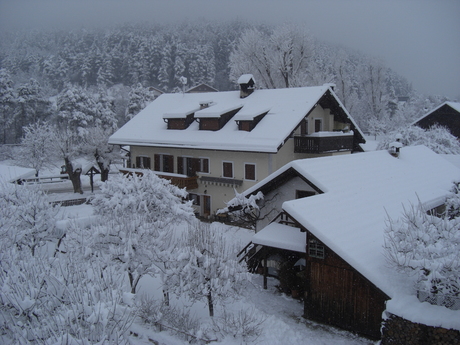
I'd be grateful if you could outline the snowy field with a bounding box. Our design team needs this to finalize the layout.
[59,203,374,345]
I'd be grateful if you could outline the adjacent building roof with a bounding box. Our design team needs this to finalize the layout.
[0,164,36,183]
[245,146,460,298]
[109,85,365,153]
[412,101,460,139]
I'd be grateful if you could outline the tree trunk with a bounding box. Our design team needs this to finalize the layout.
[95,150,110,182]
[65,157,83,194]
[207,291,214,317]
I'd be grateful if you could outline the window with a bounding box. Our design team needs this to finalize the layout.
[154,154,173,173]
[245,163,256,181]
[296,190,315,199]
[314,119,322,132]
[188,193,200,205]
[177,157,209,176]
[222,161,233,178]
[136,156,151,169]
[308,239,325,259]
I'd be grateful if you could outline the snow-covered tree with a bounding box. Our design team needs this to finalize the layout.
[16,122,54,177]
[92,170,194,223]
[0,68,16,144]
[126,83,157,120]
[90,171,195,293]
[376,125,460,154]
[13,78,50,141]
[169,222,249,317]
[0,240,134,343]
[384,193,460,301]
[218,190,264,229]
[0,183,60,256]
[229,25,314,89]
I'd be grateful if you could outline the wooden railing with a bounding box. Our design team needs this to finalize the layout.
[119,169,199,190]
[294,133,354,154]
[160,175,199,190]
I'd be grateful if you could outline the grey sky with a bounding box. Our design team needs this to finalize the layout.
[1,0,459,99]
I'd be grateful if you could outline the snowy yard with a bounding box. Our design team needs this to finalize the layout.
[58,204,374,345]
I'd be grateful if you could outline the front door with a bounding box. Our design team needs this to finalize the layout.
[202,195,211,217]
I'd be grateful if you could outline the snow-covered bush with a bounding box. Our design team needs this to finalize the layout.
[92,170,195,226]
[0,183,60,256]
[218,190,264,228]
[0,243,135,344]
[167,223,250,317]
[384,199,460,299]
[211,308,265,341]
[377,125,460,154]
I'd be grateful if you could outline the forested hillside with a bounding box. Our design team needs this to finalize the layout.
[0,20,451,144]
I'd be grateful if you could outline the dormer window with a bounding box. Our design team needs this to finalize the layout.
[163,105,200,130]
[234,107,270,132]
[195,103,243,131]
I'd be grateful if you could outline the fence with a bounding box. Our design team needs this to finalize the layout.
[417,289,460,310]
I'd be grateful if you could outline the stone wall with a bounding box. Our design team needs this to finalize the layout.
[381,313,460,345]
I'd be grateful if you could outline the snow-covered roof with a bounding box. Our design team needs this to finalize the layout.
[252,222,306,253]
[0,164,36,183]
[412,101,460,125]
[246,146,460,298]
[109,85,364,153]
[237,74,255,84]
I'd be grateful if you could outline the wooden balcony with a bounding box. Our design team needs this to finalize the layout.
[119,169,199,190]
[160,174,199,190]
[294,133,354,154]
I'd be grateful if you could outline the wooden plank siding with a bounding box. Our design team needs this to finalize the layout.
[304,232,388,339]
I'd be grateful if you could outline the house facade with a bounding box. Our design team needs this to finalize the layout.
[109,75,365,217]
[413,101,460,139]
[237,146,460,339]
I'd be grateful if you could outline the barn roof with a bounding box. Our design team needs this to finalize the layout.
[109,85,365,153]
[245,146,460,298]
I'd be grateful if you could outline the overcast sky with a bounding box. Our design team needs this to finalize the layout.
[1,0,459,99]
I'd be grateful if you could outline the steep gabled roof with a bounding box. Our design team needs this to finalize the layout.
[109,85,365,153]
[245,146,460,297]
[412,101,460,125]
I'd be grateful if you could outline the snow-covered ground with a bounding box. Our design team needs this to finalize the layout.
[59,203,374,345]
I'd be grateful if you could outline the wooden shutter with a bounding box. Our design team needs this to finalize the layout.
[223,162,233,178]
[245,164,255,180]
[177,157,184,175]
[154,154,160,171]
[202,158,209,173]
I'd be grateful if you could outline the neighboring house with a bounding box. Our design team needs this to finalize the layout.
[237,145,460,339]
[108,75,365,217]
[186,83,219,93]
[413,101,460,139]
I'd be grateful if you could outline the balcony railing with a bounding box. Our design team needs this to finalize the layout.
[119,169,199,190]
[294,132,354,154]
[161,175,199,190]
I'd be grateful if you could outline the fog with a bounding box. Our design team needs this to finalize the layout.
[1,0,459,99]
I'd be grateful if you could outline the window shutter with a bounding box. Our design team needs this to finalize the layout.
[223,162,233,178]
[154,154,160,171]
[177,157,184,175]
[245,164,255,180]
[202,158,209,173]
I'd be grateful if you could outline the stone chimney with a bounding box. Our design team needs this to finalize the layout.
[238,74,255,98]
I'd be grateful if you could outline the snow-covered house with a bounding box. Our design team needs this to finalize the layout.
[109,75,365,217]
[413,101,460,140]
[237,145,460,339]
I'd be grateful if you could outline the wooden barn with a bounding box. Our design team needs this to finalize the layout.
[413,101,460,139]
[237,146,460,339]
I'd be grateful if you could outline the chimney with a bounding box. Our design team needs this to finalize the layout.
[238,74,255,98]
[389,133,403,158]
